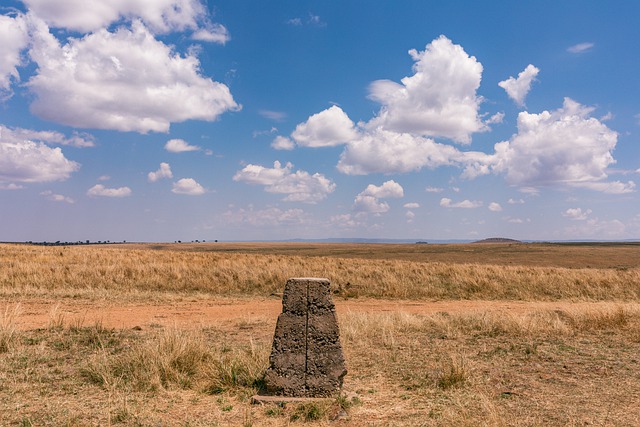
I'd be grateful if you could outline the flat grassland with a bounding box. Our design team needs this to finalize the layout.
[1,242,639,426]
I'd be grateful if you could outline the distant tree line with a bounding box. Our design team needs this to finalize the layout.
[24,240,127,246]
[19,239,219,246]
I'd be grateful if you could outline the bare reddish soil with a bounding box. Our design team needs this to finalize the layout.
[10,297,625,330]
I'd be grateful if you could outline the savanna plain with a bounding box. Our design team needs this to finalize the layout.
[1,242,639,426]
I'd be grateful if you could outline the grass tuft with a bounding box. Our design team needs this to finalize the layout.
[436,355,469,390]
[290,402,327,422]
[203,342,268,394]
[83,327,269,395]
[0,304,20,353]
[47,304,65,331]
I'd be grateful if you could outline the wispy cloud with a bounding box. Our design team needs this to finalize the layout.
[567,42,594,53]
[192,24,230,45]
[440,198,482,209]
[486,112,505,125]
[41,190,74,204]
[0,183,24,190]
[233,161,335,203]
[87,184,132,198]
[165,139,201,153]
[287,13,326,27]
[259,110,287,122]
[1,125,95,148]
[223,206,310,227]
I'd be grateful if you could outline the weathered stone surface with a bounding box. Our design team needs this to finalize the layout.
[281,279,309,315]
[262,278,347,397]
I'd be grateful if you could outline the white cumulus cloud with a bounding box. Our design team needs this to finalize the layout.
[337,128,462,175]
[0,127,80,183]
[353,180,404,213]
[359,180,404,199]
[172,178,206,195]
[466,98,634,194]
[233,161,336,203]
[271,135,295,151]
[22,0,211,34]
[27,18,239,133]
[292,36,488,176]
[366,35,485,144]
[291,106,359,147]
[352,195,390,214]
[562,208,592,220]
[148,162,173,182]
[87,184,131,197]
[404,202,420,209]
[0,13,29,99]
[165,139,201,153]
[498,64,539,107]
[488,202,503,212]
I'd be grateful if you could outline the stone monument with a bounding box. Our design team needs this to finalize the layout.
[261,277,347,398]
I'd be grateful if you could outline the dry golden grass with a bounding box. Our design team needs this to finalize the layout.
[1,304,639,426]
[0,303,20,353]
[2,242,640,426]
[1,243,639,301]
[132,241,640,269]
[81,325,268,395]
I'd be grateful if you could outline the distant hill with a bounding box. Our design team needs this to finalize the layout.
[473,237,522,244]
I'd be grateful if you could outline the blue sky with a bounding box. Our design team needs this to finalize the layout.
[1,0,639,242]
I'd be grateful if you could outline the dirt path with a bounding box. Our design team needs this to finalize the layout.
[6,297,635,330]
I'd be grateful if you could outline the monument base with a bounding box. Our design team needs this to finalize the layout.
[251,395,333,405]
